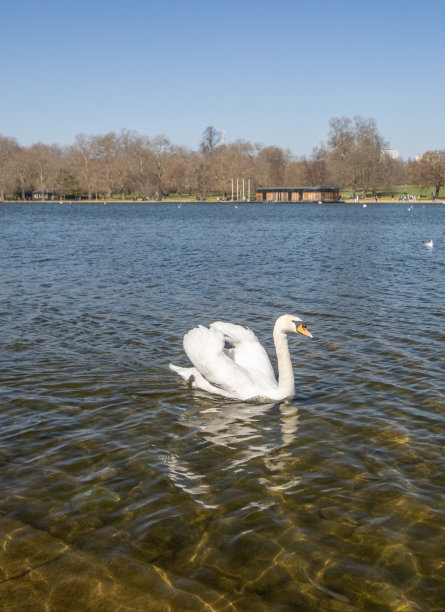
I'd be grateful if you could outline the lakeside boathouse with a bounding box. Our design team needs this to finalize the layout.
[256,186,341,203]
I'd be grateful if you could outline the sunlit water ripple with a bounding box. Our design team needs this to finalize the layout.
[0,201,444,610]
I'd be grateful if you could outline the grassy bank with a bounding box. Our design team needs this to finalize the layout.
[340,185,445,202]
[5,185,445,204]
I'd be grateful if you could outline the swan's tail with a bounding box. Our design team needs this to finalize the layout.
[170,363,232,397]
[169,363,193,380]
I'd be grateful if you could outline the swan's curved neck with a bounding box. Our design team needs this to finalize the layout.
[273,328,295,398]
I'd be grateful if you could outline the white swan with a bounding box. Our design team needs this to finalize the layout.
[169,314,313,401]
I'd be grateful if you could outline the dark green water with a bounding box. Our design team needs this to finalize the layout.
[0,202,444,610]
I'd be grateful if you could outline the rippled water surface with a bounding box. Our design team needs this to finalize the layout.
[1,201,444,610]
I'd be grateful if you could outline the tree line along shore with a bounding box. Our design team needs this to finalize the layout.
[7,191,444,204]
[1,118,444,202]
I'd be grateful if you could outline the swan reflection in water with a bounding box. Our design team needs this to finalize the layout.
[160,397,301,508]
[181,396,300,450]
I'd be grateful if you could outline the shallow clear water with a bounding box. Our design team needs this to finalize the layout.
[0,201,444,610]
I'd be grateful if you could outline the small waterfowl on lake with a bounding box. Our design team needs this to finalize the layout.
[423,239,434,248]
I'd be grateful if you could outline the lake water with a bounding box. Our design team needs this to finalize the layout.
[0,201,444,610]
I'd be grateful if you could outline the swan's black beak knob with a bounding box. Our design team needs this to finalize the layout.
[297,322,313,338]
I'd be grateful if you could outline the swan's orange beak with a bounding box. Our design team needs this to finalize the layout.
[297,323,313,338]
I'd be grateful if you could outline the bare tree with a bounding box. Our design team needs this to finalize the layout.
[327,116,387,196]
[410,150,445,198]
[68,134,97,199]
[28,143,63,197]
[197,127,223,196]
[52,153,75,200]
[90,132,120,198]
[149,135,173,198]
[355,117,387,196]
[284,158,307,185]
[199,126,222,155]
[256,146,288,185]
[112,129,137,199]
[380,154,405,198]
[218,140,258,196]
[303,147,331,185]
[13,147,37,199]
[125,134,155,196]
[167,145,191,195]
[0,136,21,199]
[327,117,359,193]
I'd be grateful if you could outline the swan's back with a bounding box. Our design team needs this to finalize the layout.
[210,321,276,383]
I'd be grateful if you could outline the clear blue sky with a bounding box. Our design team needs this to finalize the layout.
[2,0,444,159]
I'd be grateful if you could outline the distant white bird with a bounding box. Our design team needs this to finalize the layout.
[423,239,434,248]
[170,314,313,401]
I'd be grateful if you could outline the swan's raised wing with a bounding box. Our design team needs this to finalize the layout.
[210,321,276,385]
[183,325,259,399]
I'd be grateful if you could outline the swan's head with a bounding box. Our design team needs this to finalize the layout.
[275,314,313,338]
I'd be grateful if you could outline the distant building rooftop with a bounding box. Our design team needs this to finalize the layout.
[382,149,399,160]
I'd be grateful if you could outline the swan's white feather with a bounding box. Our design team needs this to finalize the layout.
[182,325,262,400]
[169,363,232,397]
[210,321,276,384]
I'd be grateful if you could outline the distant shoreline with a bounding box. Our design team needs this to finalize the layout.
[3,199,444,205]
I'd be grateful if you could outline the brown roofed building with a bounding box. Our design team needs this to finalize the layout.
[256,186,340,203]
